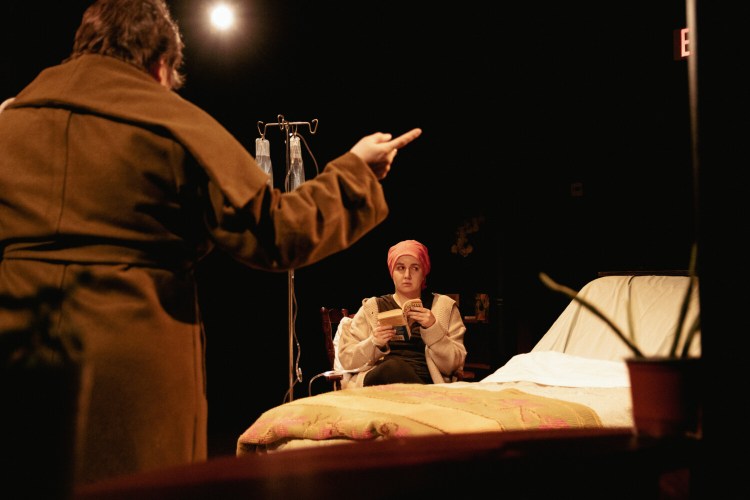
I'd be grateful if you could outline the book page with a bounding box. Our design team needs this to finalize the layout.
[377,308,406,327]
[377,298,422,339]
[401,299,422,316]
[401,299,422,337]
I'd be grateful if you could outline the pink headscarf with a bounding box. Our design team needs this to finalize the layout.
[387,239,431,289]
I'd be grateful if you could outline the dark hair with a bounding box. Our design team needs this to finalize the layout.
[67,0,185,89]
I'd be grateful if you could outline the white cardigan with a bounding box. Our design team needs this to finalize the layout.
[337,293,467,388]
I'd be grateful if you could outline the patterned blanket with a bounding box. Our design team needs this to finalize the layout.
[237,384,603,455]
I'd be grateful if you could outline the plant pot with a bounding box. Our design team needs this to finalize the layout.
[626,356,702,438]
[1,361,92,499]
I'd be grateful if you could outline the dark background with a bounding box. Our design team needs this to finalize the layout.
[1,0,696,456]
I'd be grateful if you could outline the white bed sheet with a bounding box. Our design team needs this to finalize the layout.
[440,274,703,431]
[479,351,630,388]
[440,351,634,428]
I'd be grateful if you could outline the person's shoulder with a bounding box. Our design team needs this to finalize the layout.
[361,296,379,308]
[431,293,457,307]
[359,296,383,316]
[348,298,378,329]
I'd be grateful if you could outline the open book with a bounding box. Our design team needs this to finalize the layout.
[377,298,422,339]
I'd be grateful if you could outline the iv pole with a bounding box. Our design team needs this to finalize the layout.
[257,115,319,402]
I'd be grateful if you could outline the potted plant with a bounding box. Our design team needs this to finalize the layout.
[539,245,701,438]
[1,276,90,498]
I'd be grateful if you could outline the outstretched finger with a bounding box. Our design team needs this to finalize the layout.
[386,128,422,150]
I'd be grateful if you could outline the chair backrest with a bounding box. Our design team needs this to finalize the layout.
[320,307,351,371]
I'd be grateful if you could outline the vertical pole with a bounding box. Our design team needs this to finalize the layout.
[288,269,294,401]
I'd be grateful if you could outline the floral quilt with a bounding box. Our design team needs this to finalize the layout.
[237,384,602,455]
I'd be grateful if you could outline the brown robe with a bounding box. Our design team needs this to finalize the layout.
[0,55,388,484]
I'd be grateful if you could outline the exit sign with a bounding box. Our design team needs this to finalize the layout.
[674,27,689,60]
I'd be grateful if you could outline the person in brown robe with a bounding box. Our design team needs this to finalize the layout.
[0,0,421,485]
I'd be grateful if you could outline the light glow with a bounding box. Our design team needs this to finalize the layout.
[210,3,235,31]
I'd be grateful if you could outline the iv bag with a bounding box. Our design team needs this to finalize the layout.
[288,135,305,191]
[255,137,274,187]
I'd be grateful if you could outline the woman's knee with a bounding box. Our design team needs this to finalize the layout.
[364,358,422,386]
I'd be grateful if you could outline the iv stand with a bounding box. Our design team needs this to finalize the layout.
[257,115,319,402]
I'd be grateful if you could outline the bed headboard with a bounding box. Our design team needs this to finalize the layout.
[532,274,700,361]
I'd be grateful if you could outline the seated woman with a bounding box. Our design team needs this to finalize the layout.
[338,239,467,386]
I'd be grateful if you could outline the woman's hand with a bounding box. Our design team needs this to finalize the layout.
[372,324,396,347]
[407,306,436,328]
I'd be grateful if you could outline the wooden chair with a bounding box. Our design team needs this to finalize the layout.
[319,306,354,391]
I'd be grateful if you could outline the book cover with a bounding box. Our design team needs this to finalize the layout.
[377,299,422,338]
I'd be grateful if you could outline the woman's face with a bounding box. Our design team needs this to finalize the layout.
[392,255,424,298]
